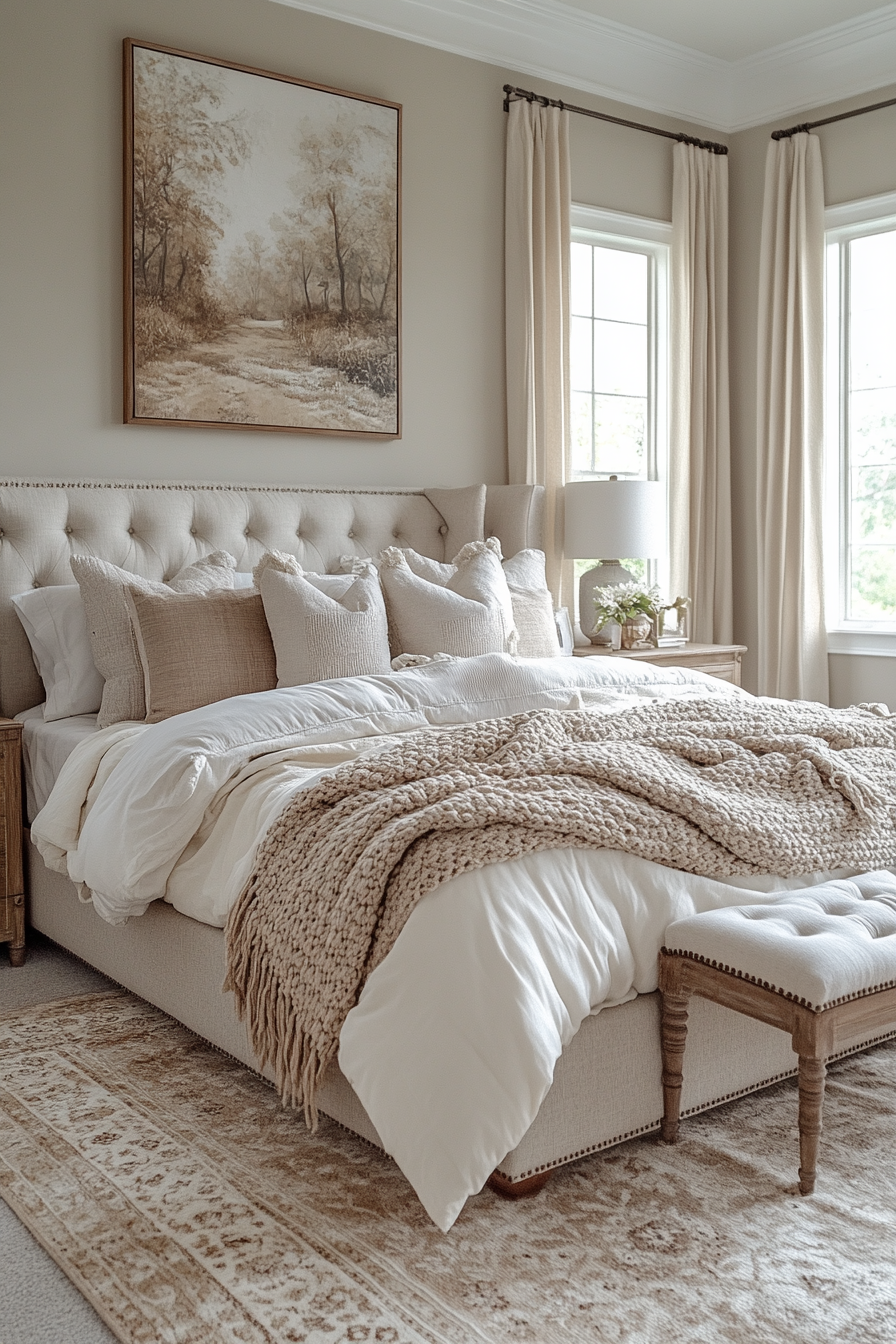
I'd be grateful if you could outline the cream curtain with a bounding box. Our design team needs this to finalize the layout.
[756,133,829,703]
[669,143,733,645]
[505,99,570,600]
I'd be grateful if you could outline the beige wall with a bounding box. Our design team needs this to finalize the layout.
[728,87,896,707]
[0,0,707,493]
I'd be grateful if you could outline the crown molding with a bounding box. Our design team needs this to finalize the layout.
[269,0,730,128]
[729,5,896,131]
[270,0,896,133]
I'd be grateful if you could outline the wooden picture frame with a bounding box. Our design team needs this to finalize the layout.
[123,39,401,438]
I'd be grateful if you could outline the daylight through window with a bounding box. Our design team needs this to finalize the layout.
[569,206,670,584]
[825,196,896,642]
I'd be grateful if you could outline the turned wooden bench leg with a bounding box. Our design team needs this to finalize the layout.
[487,1169,552,1199]
[797,1055,826,1196]
[660,991,690,1143]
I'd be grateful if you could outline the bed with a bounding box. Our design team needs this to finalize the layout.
[3,477,892,1232]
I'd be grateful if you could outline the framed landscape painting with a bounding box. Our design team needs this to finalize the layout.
[123,39,401,437]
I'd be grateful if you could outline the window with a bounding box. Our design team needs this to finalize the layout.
[825,192,896,655]
[569,205,670,584]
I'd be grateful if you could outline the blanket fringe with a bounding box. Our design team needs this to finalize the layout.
[225,878,330,1128]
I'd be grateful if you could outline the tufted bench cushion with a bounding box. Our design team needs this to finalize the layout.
[663,873,896,1012]
[658,873,896,1195]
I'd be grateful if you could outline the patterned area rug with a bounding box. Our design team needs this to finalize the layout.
[0,991,893,1344]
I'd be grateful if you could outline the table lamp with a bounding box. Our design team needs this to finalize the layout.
[564,478,665,644]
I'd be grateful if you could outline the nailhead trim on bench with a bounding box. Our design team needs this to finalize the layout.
[661,946,896,1013]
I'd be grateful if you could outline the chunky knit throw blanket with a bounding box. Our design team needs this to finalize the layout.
[224,697,896,1122]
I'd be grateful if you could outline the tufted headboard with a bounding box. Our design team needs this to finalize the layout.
[0,479,544,718]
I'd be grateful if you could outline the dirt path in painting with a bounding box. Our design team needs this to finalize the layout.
[135,319,396,432]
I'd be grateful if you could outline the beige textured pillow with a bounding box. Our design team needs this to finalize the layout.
[124,587,277,723]
[258,566,391,687]
[71,552,237,727]
[379,539,514,657]
[502,550,561,658]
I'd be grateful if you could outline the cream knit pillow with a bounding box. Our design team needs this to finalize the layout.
[502,549,561,658]
[257,564,391,687]
[379,538,515,657]
[71,552,238,727]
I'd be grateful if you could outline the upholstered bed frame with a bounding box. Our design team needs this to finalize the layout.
[1,478,888,1194]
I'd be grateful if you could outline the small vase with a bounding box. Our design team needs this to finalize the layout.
[620,614,651,650]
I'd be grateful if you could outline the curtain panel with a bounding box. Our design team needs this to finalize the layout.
[670,144,733,645]
[756,133,829,704]
[505,100,570,600]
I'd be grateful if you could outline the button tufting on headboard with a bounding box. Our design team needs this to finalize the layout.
[0,479,544,717]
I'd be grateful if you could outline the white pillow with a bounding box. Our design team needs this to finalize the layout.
[11,585,104,721]
[379,538,516,657]
[254,549,361,601]
[502,549,562,658]
[256,559,391,687]
[376,543,558,659]
[398,551,456,585]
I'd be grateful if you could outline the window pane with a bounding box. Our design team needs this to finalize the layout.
[850,323,896,391]
[570,393,593,475]
[850,233,896,391]
[594,320,647,396]
[593,394,645,477]
[594,248,647,323]
[571,243,593,317]
[851,465,896,543]
[849,546,896,620]
[849,387,896,466]
[570,316,593,392]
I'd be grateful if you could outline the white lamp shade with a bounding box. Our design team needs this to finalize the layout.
[564,479,665,559]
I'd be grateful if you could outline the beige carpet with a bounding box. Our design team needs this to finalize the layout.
[0,991,893,1344]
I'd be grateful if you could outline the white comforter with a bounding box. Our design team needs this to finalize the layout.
[32,654,843,1230]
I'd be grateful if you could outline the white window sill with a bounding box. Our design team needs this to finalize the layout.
[827,631,896,658]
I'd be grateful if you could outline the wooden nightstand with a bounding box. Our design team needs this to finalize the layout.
[572,642,747,687]
[0,718,25,966]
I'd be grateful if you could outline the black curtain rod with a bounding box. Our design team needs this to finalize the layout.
[503,84,728,155]
[772,92,896,140]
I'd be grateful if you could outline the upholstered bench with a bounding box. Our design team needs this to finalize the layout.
[657,873,896,1194]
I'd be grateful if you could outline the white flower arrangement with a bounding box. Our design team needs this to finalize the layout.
[592,581,663,631]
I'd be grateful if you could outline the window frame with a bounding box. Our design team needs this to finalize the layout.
[569,205,671,589]
[824,190,896,657]
[569,205,671,488]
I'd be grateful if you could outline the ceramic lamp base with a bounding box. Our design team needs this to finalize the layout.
[579,561,636,644]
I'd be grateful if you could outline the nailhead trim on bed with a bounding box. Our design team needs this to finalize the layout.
[492,1026,896,1183]
[0,477,425,495]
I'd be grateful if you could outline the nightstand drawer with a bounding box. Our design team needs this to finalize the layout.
[687,659,739,684]
[573,643,746,688]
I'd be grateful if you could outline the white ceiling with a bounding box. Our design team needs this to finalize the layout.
[559,1,891,62]
[270,0,896,130]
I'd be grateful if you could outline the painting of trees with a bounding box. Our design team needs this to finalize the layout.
[132,50,249,359]
[124,40,401,436]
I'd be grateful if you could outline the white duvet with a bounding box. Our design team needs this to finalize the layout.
[32,654,846,1230]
